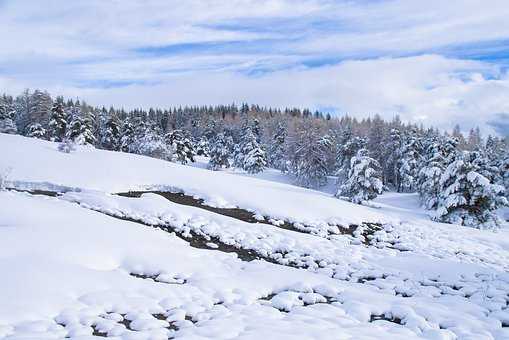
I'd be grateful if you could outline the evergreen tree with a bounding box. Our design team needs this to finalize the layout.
[397,129,422,192]
[119,118,135,152]
[336,136,366,183]
[434,151,507,229]
[195,137,210,156]
[208,133,231,170]
[26,123,46,139]
[48,101,67,142]
[0,96,17,134]
[130,126,172,160]
[243,136,266,174]
[336,148,383,204]
[29,90,52,130]
[417,137,458,210]
[101,114,121,151]
[291,126,331,188]
[66,114,95,145]
[166,129,196,164]
[267,122,287,172]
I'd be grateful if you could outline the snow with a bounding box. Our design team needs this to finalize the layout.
[0,133,391,228]
[1,133,509,339]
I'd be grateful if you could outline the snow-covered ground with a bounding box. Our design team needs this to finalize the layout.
[1,133,509,339]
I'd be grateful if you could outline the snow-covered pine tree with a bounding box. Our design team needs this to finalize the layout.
[26,123,46,139]
[243,141,266,174]
[28,90,52,132]
[335,136,367,183]
[434,151,508,229]
[66,113,95,145]
[417,137,458,210]
[66,115,83,143]
[208,133,231,170]
[0,96,17,134]
[291,125,331,188]
[336,148,383,204]
[397,128,422,192]
[252,118,261,143]
[165,129,196,164]
[119,118,135,153]
[101,114,121,151]
[233,122,252,168]
[195,137,210,156]
[267,121,287,172]
[238,128,266,173]
[131,125,172,160]
[384,128,402,189]
[48,101,67,142]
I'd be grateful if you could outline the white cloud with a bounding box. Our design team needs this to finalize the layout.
[1,1,509,135]
[13,54,502,135]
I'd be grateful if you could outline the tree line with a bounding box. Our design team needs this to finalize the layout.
[0,89,507,229]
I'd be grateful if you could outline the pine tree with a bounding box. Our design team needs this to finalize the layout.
[336,148,383,204]
[48,101,67,142]
[417,137,458,210]
[26,123,46,139]
[397,129,422,192]
[195,137,210,156]
[30,90,52,130]
[0,96,17,134]
[131,125,172,160]
[336,136,366,183]
[119,118,135,152]
[434,151,507,229]
[101,114,121,151]
[267,122,287,172]
[166,129,196,164]
[208,133,231,170]
[66,114,95,145]
[291,125,331,188]
[243,141,266,174]
[385,128,402,189]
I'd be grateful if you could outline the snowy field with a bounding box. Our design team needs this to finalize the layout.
[1,133,509,340]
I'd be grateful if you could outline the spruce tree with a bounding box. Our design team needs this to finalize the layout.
[434,151,507,229]
[267,122,287,172]
[166,129,196,164]
[336,136,366,183]
[291,126,331,188]
[336,148,383,204]
[195,137,210,156]
[417,137,457,210]
[119,118,135,152]
[243,137,266,174]
[26,123,46,139]
[397,129,422,192]
[208,133,231,170]
[101,114,121,151]
[48,101,67,142]
[0,97,17,134]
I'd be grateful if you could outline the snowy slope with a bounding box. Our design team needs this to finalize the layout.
[1,133,509,339]
[0,133,392,227]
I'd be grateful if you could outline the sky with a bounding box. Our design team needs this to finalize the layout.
[1,0,509,135]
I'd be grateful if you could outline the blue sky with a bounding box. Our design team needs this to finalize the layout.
[1,0,509,135]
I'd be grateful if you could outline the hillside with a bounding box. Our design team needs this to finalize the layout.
[1,133,509,339]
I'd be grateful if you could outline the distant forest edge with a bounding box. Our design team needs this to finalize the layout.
[0,89,508,229]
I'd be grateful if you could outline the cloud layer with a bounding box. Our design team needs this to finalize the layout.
[1,0,509,135]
